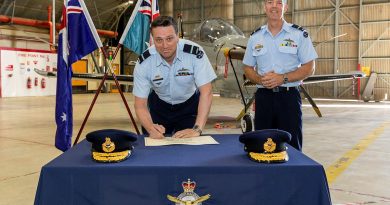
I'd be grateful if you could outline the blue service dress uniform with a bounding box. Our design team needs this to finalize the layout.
[133,39,217,134]
[243,20,318,151]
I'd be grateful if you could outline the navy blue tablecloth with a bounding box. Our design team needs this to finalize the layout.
[34,134,331,205]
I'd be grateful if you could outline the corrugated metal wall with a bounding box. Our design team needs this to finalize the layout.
[0,25,51,50]
[234,0,292,34]
[161,0,390,100]
[160,0,234,37]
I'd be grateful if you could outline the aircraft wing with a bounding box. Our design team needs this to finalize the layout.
[186,18,367,122]
[225,48,366,86]
[243,71,365,87]
[302,72,365,84]
[34,68,133,85]
[225,47,365,85]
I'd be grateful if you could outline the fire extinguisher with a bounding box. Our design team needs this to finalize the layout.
[27,77,32,89]
[41,78,46,89]
[34,77,38,86]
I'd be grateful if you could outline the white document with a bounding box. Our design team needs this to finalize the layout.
[144,135,219,146]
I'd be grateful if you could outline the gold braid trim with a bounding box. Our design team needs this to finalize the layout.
[248,151,287,162]
[92,150,130,162]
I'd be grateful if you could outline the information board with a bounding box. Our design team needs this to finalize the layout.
[0,48,57,97]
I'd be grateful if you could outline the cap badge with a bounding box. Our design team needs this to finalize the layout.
[102,137,115,153]
[264,138,276,153]
[167,178,211,205]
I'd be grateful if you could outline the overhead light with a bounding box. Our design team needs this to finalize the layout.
[128,1,134,5]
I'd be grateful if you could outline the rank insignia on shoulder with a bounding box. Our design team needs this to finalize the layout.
[183,44,204,59]
[138,50,151,64]
[196,50,204,59]
[250,26,263,36]
[292,24,309,38]
[167,178,211,205]
[303,31,308,38]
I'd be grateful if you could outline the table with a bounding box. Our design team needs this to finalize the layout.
[34,134,331,205]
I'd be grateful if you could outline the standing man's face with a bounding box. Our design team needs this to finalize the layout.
[264,0,288,21]
[151,25,179,63]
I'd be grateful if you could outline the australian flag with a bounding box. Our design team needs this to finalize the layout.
[55,0,102,151]
[119,0,160,55]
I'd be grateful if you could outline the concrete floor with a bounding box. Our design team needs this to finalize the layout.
[1,93,390,205]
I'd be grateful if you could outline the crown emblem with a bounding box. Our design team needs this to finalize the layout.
[182,179,196,193]
[263,138,276,153]
[167,178,211,205]
[102,137,115,153]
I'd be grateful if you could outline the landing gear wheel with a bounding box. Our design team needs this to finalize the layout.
[241,113,254,133]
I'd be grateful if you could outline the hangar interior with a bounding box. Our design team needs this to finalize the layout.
[159,0,390,101]
[1,0,390,100]
[0,0,390,205]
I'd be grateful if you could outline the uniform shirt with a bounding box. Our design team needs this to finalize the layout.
[133,39,217,105]
[243,20,318,87]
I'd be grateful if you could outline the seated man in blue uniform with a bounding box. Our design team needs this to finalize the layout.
[242,0,318,151]
[133,16,217,139]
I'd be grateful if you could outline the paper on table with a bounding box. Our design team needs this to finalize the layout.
[144,135,219,146]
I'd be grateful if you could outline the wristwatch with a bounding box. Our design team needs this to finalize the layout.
[192,125,202,135]
[283,74,289,84]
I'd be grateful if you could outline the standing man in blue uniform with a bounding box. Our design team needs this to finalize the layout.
[242,0,318,151]
[133,16,217,139]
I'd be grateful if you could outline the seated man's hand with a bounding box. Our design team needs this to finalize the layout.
[172,128,200,138]
[148,124,165,139]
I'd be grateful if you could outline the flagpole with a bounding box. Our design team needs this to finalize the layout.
[101,48,140,134]
[72,0,141,146]
[73,0,161,145]
[73,47,140,145]
[110,0,141,61]
[112,44,122,61]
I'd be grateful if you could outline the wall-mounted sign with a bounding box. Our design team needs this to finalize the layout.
[0,48,57,97]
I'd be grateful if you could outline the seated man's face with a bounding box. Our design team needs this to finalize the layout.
[152,26,179,63]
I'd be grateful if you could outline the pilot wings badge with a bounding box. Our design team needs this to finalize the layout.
[167,179,211,205]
